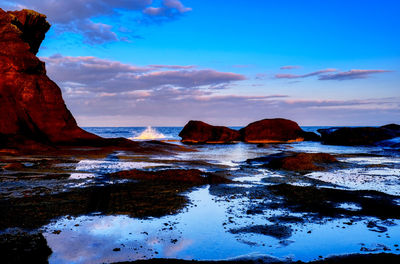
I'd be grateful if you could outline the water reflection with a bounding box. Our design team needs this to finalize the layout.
[40,139,400,263]
[44,187,400,264]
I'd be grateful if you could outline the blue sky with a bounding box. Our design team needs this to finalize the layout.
[2,0,399,126]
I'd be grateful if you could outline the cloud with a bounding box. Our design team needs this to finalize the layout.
[4,0,151,23]
[275,69,337,79]
[42,54,245,93]
[4,0,191,44]
[143,0,192,23]
[275,68,392,81]
[40,54,399,126]
[280,65,301,70]
[61,20,120,44]
[318,69,392,81]
[136,70,245,88]
[73,92,400,127]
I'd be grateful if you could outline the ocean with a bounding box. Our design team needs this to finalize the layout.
[83,126,327,141]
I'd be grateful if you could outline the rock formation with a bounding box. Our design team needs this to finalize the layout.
[240,118,319,143]
[265,152,338,172]
[179,118,320,143]
[0,9,100,149]
[318,124,400,146]
[179,120,241,143]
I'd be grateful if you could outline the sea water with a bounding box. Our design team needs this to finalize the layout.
[83,126,184,140]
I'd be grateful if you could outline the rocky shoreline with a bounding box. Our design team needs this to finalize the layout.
[1,8,400,264]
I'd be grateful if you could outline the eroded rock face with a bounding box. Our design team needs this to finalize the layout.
[318,125,400,146]
[240,118,319,143]
[0,9,99,147]
[179,120,241,143]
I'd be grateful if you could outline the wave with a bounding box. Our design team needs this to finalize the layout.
[130,126,166,140]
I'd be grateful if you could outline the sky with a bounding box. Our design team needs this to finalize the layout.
[1,0,399,126]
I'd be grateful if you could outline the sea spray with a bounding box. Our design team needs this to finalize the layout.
[131,126,166,140]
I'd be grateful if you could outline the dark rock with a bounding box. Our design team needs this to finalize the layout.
[299,130,321,141]
[0,231,52,264]
[179,120,241,143]
[229,224,292,239]
[110,169,232,185]
[268,183,400,218]
[0,181,192,229]
[318,126,398,146]
[240,118,318,143]
[367,221,388,233]
[381,123,400,135]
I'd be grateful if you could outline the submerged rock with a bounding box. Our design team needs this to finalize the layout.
[179,120,241,143]
[229,224,292,239]
[318,125,400,146]
[247,152,338,173]
[110,168,232,185]
[268,183,400,218]
[265,152,338,172]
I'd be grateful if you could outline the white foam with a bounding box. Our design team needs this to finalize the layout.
[130,126,165,140]
[306,167,400,195]
[75,160,167,174]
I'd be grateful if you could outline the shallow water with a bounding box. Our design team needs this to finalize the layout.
[3,126,400,263]
[44,186,400,263]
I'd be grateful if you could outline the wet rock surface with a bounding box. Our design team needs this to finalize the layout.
[0,230,52,264]
[248,152,339,173]
[268,184,400,218]
[110,168,232,185]
[1,142,400,263]
[0,181,192,230]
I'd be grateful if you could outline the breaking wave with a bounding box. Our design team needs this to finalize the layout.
[131,126,166,140]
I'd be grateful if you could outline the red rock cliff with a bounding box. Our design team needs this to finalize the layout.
[0,9,99,145]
